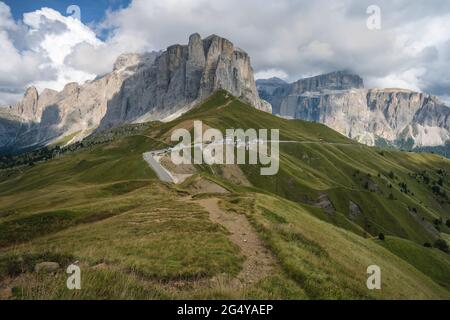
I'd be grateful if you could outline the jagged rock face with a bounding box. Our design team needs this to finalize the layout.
[0,34,269,152]
[256,77,291,115]
[257,72,450,148]
[13,87,39,121]
[290,71,364,94]
[100,33,270,128]
[257,71,363,115]
[2,53,144,150]
[0,110,23,148]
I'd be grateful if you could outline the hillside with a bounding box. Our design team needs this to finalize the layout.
[0,91,449,300]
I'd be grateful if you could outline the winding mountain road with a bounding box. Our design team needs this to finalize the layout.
[143,139,355,184]
[143,152,175,183]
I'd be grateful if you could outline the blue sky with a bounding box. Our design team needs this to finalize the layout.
[3,0,131,25]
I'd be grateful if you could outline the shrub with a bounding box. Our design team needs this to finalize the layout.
[432,185,441,194]
[399,182,408,193]
[378,233,385,241]
[434,239,449,253]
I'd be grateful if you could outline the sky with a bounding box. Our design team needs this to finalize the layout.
[2,0,131,27]
[0,0,450,106]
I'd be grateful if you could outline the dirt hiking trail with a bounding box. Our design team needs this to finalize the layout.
[195,198,275,287]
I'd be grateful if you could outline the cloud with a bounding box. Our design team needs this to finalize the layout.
[86,0,450,98]
[0,1,15,29]
[22,7,102,92]
[0,3,102,105]
[365,68,426,92]
[1,0,450,105]
[0,2,48,104]
[255,69,289,80]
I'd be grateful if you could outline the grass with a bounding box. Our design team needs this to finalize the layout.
[0,90,449,299]
[378,236,450,289]
[171,91,450,245]
[1,184,243,279]
[246,194,449,299]
[50,130,82,147]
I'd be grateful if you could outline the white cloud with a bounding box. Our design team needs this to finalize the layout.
[90,0,450,99]
[0,3,46,105]
[366,68,426,91]
[255,69,289,80]
[0,2,15,30]
[21,7,102,92]
[23,8,101,64]
[64,42,115,75]
[0,4,103,105]
[0,30,45,86]
[1,0,450,105]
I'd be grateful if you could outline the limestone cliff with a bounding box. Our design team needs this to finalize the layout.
[257,71,450,148]
[99,33,270,129]
[0,34,269,152]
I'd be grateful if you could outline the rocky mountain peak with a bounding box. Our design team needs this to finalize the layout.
[0,33,270,152]
[62,82,79,94]
[261,77,288,85]
[202,34,234,55]
[291,70,364,94]
[100,33,270,128]
[13,86,39,121]
[258,71,449,149]
[25,86,38,97]
[189,32,202,45]
[113,53,142,71]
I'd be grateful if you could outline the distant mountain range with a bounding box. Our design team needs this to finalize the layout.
[1,33,449,156]
[1,90,449,299]
[0,34,270,154]
[257,71,450,151]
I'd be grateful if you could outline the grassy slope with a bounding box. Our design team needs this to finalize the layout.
[248,194,448,299]
[172,92,450,244]
[378,236,450,290]
[0,91,448,299]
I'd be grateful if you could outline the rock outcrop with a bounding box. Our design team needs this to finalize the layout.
[100,33,270,128]
[0,34,269,153]
[290,70,364,93]
[257,71,450,148]
[34,262,60,274]
[256,77,291,115]
[1,52,148,152]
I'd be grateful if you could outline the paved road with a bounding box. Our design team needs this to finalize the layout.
[143,139,355,184]
[142,152,175,183]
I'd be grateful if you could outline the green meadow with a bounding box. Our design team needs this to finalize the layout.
[0,91,449,299]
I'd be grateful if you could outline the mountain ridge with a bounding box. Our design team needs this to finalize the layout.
[2,35,450,156]
[257,71,450,149]
[0,34,270,154]
[0,90,449,299]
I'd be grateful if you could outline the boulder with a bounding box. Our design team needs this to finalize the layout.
[34,262,60,274]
